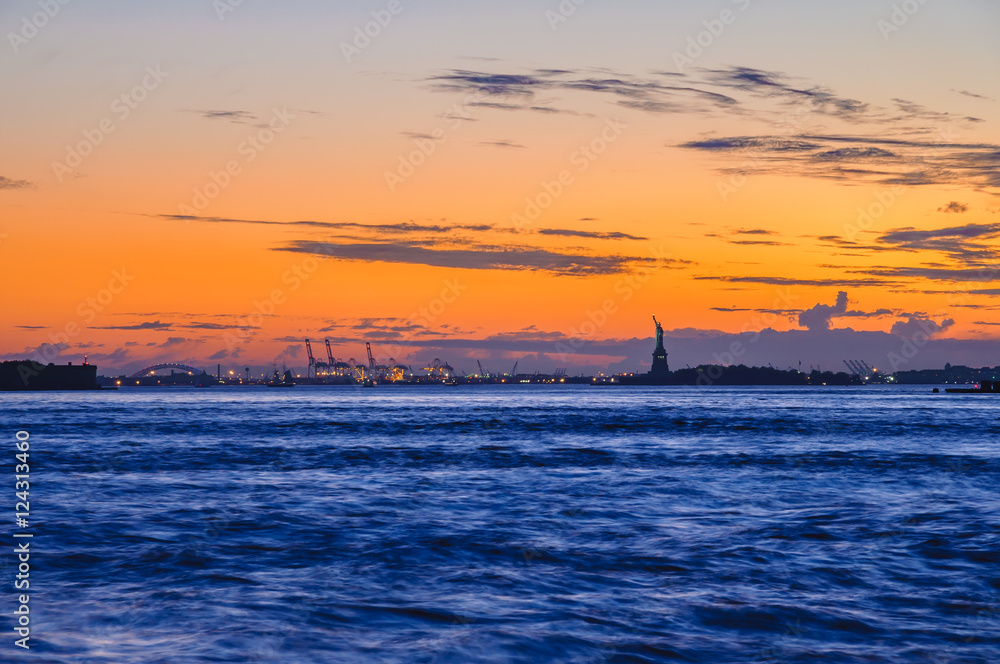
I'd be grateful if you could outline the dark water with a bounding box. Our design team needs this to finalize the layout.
[2,385,999,663]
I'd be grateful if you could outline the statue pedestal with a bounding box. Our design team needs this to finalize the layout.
[650,351,669,378]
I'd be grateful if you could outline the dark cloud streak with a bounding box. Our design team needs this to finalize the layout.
[90,321,173,331]
[0,176,33,190]
[274,240,662,276]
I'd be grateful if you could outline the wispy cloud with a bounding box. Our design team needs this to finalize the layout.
[700,214,1000,290]
[537,228,648,241]
[0,176,33,190]
[953,89,996,102]
[153,214,657,274]
[702,67,870,121]
[428,68,738,116]
[680,133,1000,193]
[158,212,644,238]
[728,239,788,247]
[179,322,239,330]
[273,240,670,276]
[428,65,982,129]
[711,306,802,318]
[708,227,788,246]
[156,214,494,235]
[185,109,257,124]
[479,139,526,149]
[875,223,1000,263]
[863,266,1000,283]
[695,275,899,288]
[91,320,173,331]
[938,201,969,214]
[839,309,896,319]
[464,101,579,115]
[425,66,994,194]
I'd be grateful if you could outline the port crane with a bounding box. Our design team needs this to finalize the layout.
[325,340,335,370]
[366,343,377,372]
[348,358,365,381]
[430,359,453,378]
[305,339,317,378]
[844,360,874,377]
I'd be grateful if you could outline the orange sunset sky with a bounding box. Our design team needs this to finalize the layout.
[2,0,999,375]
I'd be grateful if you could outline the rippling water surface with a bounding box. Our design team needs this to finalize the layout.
[2,385,999,663]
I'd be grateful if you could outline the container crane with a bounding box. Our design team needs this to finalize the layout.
[305,339,317,378]
[429,359,453,378]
